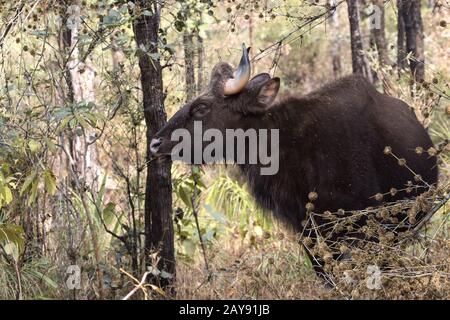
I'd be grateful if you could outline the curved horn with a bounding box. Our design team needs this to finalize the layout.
[224,43,251,95]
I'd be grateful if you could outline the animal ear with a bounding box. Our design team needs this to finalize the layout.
[242,74,280,114]
[257,77,280,107]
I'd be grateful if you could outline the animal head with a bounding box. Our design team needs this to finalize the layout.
[150,44,280,159]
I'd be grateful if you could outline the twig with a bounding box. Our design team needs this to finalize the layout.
[413,192,450,236]
[121,270,150,300]
[190,166,211,276]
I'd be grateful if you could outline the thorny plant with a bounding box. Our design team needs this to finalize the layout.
[299,147,449,299]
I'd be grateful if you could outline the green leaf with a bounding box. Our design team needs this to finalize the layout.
[43,170,57,196]
[103,202,116,225]
[20,170,37,196]
[147,52,160,61]
[75,114,90,129]
[178,186,191,208]
[30,30,53,37]
[0,223,25,258]
[182,239,196,256]
[3,242,20,260]
[143,10,153,16]
[1,185,13,204]
[28,140,40,153]
[28,178,39,206]
[85,112,100,127]
[34,271,58,289]
[44,138,58,153]
[56,116,71,133]
[160,270,173,279]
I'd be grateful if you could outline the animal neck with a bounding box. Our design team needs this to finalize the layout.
[235,97,307,175]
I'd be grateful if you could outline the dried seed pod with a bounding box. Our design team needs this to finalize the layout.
[386,232,395,241]
[375,193,384,201]
[305,202,314,212]
[303,237,313,247]
[427,147,437,156]
[398,158,406,166]
[380,208,389,220]
[323,210,333,220]
[383,146,392,155]
[339,245,349,254]
[390,188,398,196]
[308,191,318,202]
[323,252,333,264]
[408,207,417,217]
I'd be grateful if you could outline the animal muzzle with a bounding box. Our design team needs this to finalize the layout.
[150,137,162,155]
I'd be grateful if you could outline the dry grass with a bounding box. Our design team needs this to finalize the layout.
[172,198,449,300]
[175,231,334,300]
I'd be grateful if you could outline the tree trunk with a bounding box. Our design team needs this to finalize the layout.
[346,0,372,80]
[65,2,100,189]
[372,0,392,66]
[196,33,204,93]
[132,0,175,289]
[183,31,196,101]
[329,0,342,79]
[111,31,124,71]
[428,0,436,10]
[397,0,407,72]
[248,13,254,51]
[398,0,425,81]
[60,0,105,299]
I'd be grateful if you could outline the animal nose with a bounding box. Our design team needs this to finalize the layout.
[150,138,162,155]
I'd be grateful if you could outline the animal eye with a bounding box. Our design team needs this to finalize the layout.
[192,104,210,118]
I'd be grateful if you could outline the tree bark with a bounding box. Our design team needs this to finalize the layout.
[60,0,105,299]
[329,0,342,79]
[346,0,371,79]
[132,0,175,289]
[397,0,407,71]
[183,31,196,101]
[398,0,425,81]
[111,31,124,71]
[196,33,204,93]
[372,0,392,66]
[248,13,254,51]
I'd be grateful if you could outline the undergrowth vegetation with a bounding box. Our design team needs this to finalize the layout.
[0,0,448,299]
